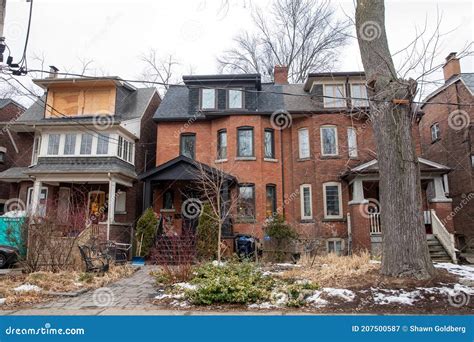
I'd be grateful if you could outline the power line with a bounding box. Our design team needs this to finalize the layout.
[24,68,474,108]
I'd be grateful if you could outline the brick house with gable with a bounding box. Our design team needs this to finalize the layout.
[419,52,474,249]
[141,67,456,261]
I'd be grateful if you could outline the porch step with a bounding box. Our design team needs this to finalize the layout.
[426,235,452,263]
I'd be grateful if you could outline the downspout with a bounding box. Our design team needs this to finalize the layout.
[107,172,111,241]
[280,128,285,217]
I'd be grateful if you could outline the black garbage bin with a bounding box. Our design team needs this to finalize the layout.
[234,235,256,259]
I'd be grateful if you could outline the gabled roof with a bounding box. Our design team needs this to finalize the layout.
[183,74,261,90]
[343,157,450,180]
[0,98,26,111]
[138,155,237,183]
[421,73,474,108]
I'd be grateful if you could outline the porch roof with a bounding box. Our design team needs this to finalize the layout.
[138,155,237,183]
[342,157,451,180]
[0,167,31,182]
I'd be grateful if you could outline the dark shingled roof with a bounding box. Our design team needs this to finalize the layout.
[0,167,30,181]
[15,87,157,124]
[0,98,26,110]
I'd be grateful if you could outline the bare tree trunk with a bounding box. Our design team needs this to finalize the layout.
[356,0,434,279]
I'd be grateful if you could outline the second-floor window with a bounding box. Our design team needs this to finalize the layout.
[347,127,358,158]
[201,89,216,110]
[96,134,110,155]
[63,134,77,155]
[431,123,441,142]
[228,89,243,109]
[321,126,338,156]
[237,127,254,157]
[323,84,346,108]
[350,83,369,107]
[264,129,275,159]
[298,128,310,159]
[31,136,41,165]
[117,136,134,164]
[47,134,60,155]
[80,134,93,155]
[180,133,196,159]
[217,130,227,160]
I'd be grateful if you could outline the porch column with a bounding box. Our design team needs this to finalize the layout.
[30,180,42,216]
[430,176,451,203]
[143,180,152,210]
[347,179,371,252]
[107,180,116,241]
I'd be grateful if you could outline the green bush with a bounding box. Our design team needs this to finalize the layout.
[264,214,298,242]
[186,261,274,305]
[135,207,158,256]
[196,203,218,261]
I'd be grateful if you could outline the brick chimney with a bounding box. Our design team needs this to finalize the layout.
[48,65,59,79]
[443,52,460,82]
[274,65,289,85]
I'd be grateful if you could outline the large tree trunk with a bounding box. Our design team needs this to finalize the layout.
[355,0,435,279]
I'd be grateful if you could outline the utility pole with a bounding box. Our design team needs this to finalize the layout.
[0,0,6,62]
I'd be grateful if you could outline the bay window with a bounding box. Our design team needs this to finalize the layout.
[237,127,254,158]
[321,126,338,156]
[63,134,77,155]
[217,130,227,160]
[80,133,93,155]
[347,127,358,158]
[298,128,310,159]
[47,134,60,155]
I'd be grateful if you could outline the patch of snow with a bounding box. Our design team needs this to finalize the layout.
[174,282,197,291]
[323,288,356,301]
[306,291,328,307]
[170,300,190,308]
[435,263,474,281]
[371,288,421,305]
[369,260,381,264]
[248,302,278,309]
[212,260,226,267]
[271,292,289,306]
[73,282,83,287]
[275,263,302,268]
[0,298,6,305]
[154,292,185,300]
[13,284,41,292]
[1,210,26,218]
[420,283,474,295]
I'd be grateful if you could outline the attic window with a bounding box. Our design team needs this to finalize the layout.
[228,89,243,109]
[201,89,216,110]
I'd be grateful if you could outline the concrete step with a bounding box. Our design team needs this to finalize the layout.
[428,245,446,252]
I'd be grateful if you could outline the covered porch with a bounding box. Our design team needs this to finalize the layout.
[344,158,456,262]
[139,156,237,238]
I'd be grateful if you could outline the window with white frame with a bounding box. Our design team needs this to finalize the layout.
[228,89,243,109]
[201,89,216,110]
[63,134,77,155]
[96,133,109,155]
[298,128,310,159]
[31,136,41,165]
[80,133,93,155]
[323,182,342,219]
[300,184,313,220]
[347,127,358,158]
[47,134,60,155]
[327,238,344,255]
[350,83,369,107]
[431,123,441,142]
[117,135,134,164]
[321,126,338,156]
[323,84,346,108]
[115,190,126,213]
[27,186,48,216]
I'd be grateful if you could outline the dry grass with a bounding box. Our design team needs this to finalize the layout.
[281,252,380,288]
[0,264,136,308]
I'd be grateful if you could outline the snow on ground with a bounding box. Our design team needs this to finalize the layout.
[13,284,41,292]
[154,292,184,300]
[275,263,302,268]
[322,288,356,301]
[306,291,328,307]
[371,288,421,305]
[248,302,278,309]
[1,210,26,218]
[0,298,6,305]
[435,263,474,281]
[174,282,197,291]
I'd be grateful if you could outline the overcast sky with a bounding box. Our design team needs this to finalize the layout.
[2,0,473,105]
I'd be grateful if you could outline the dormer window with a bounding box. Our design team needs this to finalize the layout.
[201,89,216,110]
[228,89,243,109]
[323,84,346,108]
[350,83,369,107]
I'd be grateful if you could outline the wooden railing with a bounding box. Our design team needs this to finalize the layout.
[369,213,382,235]
[430,209,457,263]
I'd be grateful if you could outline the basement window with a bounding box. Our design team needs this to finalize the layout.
[431,123,441,142]
[327,239,344,256]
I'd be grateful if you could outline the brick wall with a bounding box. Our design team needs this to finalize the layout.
[419,80,474,240]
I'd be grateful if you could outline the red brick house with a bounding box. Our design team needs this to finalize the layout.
[419,52,474,250]
[140,67,456,261]
[0,99,27,214]
[0,75,160,244]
